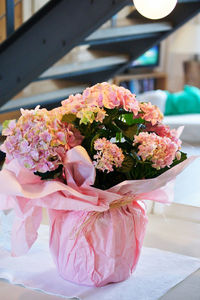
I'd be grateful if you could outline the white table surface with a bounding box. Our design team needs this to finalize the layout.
[0,214,199,300]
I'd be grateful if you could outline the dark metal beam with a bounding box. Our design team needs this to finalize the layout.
[164,2,200,26]
[89,33,161,55]
[0,85,87,114]
[61,65,125,85]
[0,0,132,107]
[177,0,200,3]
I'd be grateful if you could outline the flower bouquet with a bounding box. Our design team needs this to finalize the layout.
[0,83,195,287]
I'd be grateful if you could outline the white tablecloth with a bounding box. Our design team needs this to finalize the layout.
[0,223,199,300]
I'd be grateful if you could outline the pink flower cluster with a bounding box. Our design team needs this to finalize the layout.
[1,106,83,173]
[146,123,182,150]
[1,83,182,176]
[139,102,163,125]
[84,82,140,115]
[133,132,181,170]
[61,83,164,126]
[61,93,107,125]
[93,138,124,173]
[61,83,140,124]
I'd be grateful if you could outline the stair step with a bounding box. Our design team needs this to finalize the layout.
[38,55,128,81]
[84,22,172,45]
[0,85,87,114]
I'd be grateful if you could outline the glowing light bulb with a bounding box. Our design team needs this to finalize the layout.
[133,0,177,20]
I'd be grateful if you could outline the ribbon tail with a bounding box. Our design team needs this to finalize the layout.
[134,180,175,204]
[0,195,15,210]
[11,205,42,256]
[130,201,148,272]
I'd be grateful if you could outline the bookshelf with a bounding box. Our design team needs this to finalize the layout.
[113,72,167,94]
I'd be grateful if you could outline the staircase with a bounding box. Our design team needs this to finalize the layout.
[0,0,199,119]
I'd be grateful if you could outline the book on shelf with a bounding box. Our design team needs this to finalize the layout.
[120,78,156,94]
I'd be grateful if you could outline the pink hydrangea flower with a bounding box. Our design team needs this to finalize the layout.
[84,82,140,115]
[2,119,17,136]
[115,85,140,115]
[83,83,121,109]
[133,132,180,170]
[61,92,107,125]
[93,138,124,173]
[139,102,163,125]
[61,83,140,125]
[146,123,182,149]
[61,94,85,114]
[1,106,83,173]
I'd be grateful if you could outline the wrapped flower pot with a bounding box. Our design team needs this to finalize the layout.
[0,83,197,287]
[48,200,147,287]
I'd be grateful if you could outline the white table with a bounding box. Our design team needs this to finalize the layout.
[144,215,200,300]
[0,214,199,300]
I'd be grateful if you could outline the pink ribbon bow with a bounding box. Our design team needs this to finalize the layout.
[0,146,196,256]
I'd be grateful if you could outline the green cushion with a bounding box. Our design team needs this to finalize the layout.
[164,85,200,115]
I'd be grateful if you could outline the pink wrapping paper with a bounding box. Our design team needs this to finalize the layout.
[0,146,197,286]
[48,201,147,287]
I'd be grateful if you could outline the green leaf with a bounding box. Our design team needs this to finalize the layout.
[116,132,123,142]
[61,113,77,124]
[103,108,119,125]
[131,151,188,180]
[114,119,145,140]
[34,164,64,181]
[122,124,139,140]
[118,155,134,173]
[106,123,121,135]
[93,169,126,190]
[116,141,133,152]
[114,119,129,130]
[123,113,145,125]
[2,119,10,130]
[122,113,134,125]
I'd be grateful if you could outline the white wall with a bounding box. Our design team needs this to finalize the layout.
[160,13,200,92]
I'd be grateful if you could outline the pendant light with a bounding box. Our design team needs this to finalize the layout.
[133,0,177,20]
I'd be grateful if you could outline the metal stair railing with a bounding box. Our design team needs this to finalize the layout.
[0,0,131,108]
